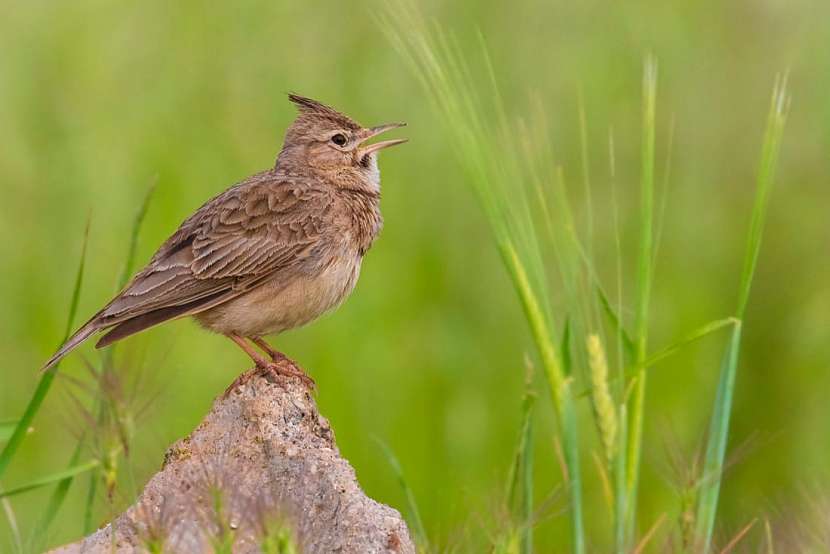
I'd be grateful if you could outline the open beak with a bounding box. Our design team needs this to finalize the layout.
[358,122,408,157]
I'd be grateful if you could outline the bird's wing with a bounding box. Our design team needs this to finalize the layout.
[43,172,333,369]
[43,173,334,369]
[98,174,334,326]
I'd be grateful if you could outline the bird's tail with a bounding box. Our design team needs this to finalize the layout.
[41,320,100,372]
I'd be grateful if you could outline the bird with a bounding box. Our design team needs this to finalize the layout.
[43,94,406,386]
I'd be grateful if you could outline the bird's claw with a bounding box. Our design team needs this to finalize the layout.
[223,360,316,398]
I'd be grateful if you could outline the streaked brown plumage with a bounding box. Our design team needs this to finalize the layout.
[43,94,406,384]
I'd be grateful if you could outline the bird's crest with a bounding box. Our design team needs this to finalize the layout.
[288,93,361,130]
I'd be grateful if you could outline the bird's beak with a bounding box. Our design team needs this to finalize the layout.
[358,122,408,156]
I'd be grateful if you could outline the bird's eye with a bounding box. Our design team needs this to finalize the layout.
[331,133,347,146]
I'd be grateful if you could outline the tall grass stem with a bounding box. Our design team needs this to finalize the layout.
[626,56,658,541]
[694,76,789,552]
[0,220,90,482]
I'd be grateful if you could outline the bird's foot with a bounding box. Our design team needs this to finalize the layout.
[254,358,317,391]
[224,334,316,395]
[223,360,315,397]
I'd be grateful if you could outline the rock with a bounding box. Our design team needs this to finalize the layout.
[51,365,415,554]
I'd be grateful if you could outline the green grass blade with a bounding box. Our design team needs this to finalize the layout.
[614,405,628,554]
[504,246,585,554]
[575,318,737,401]
[506,382,536,554]
[117,182,156,291]
[0,220,89,482]
[0,458,100,499]
[560,380,585,554]
[597,287,635,363]
[1,493,23,553]
[82,471,97,534]
[374,438,428,549]
[102,182,155,370]
[735,77,789,319]
[560,318,573,375]
[578,88,594,260]
[31,437,84,546]
[694,76,789,552]
[82,182,155,529]
[640,318,739,370]
[693,323,743,551]
[503,244,566,414]
[520,414,534,554]
[626,56,658,541]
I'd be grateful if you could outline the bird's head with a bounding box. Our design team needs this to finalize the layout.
[278,94,406,189]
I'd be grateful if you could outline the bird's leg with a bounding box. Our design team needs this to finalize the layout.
[225,334,315,391]
[228,333,271,367]
[249,336,289,363]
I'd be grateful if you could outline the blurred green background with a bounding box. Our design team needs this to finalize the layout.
[1,0,829,550]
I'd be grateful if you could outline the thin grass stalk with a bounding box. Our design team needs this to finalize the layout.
[505,375,535,554]
[639,318,738,370]
[694,76,789,552]
[614,405,628,554]
[374,438,427,550]
[578,88,594,262]
[694,323,742,552]
[31,435,85,547]
[503,245,585,553]
[102,183,156,368]
[0,221,89,482]
[504,245,566,411]
[626,56,658,541]
[507,383,536,554]
[735,77,789,319]
[559,379,585,554]
[0,458,100,498]
[575,317,739,402]
[520,399,534,554]
[82,471,97,534]
[1,493,22,553]
[379,6,585,550]
[81,184,156,532]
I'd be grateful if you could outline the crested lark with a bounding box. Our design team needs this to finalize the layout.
[43,94,406,385]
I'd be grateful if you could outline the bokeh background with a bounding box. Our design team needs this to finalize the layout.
[1,0,829,550]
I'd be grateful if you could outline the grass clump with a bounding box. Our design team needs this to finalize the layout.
[380,6,586,551]
[381,2,789,552]
[0,185,158,551]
